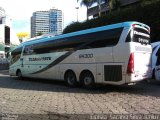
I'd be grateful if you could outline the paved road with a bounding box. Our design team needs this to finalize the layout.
[0,70,160,119]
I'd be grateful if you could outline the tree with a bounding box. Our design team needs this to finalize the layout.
[37,32,43,36]
[106,0,121,12]
[78,0,121,19]
[97,0,102,17]
[111,0,121,10]
[17,32,29,43]
[78,0,95,20]
[97,0,112,17]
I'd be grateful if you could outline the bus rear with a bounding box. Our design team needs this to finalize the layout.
[125,23,152,83]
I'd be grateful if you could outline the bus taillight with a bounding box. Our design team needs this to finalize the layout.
[127,53,134,74]
[132,24,136,28]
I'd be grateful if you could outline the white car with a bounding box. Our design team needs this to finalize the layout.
[151,41,160,81]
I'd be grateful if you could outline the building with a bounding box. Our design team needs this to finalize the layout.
[31,8,63,38]
[0,7,6,24]
[0,7,20,54]
[87,0,140,18]
[0,7,20,69]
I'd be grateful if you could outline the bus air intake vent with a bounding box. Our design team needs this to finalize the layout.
[104,65,122,82]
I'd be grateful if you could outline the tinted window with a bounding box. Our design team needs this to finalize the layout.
[81,28,122,49]
[23,27,123,55]
[11,47,22,64]
[126,28,150,45]
[24,42,83,55]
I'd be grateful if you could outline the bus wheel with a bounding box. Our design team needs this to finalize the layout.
[65,71,77,87]
[81,71,95,89]
[17,70,23,80]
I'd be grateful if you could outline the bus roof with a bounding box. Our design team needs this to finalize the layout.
[16,21,149,49]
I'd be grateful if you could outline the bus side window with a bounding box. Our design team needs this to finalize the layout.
[82,36,119,49]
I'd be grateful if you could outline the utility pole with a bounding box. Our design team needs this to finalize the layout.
[76,0,79,22]
[75,6,79,22]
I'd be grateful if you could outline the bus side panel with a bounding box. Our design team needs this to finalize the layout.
[96,64,103,83]
[112,28,130,84]
[21,52,66,79]
[9,63,21,76]
[59,48,113,83]
[59,63,97,83]
[113,43,130,83]
[28,65,60,80]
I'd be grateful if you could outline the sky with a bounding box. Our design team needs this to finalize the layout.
[0,0,87,33]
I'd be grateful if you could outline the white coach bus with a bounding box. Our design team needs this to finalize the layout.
[9,21,152,87]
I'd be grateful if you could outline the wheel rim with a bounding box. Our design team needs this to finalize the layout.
[83,76,92,86]
[67,74,75,85]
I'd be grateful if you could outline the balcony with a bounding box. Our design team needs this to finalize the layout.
[87,0,140,17]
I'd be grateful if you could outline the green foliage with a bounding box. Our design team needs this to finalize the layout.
[112,0,121,10]
[37,32,43,36]
[63,0,160,42]
[78,0,95,7]
[140,0,160,6]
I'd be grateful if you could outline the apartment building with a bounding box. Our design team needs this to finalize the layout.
[31,8,63,38]
[87,0,140,18]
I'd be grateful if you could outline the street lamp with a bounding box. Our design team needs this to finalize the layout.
[75,6,79,22]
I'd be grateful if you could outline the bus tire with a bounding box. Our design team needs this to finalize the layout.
[80,71,95,89]
[16,69,23,80]
[65,71,77,87]
[152,68,155,79]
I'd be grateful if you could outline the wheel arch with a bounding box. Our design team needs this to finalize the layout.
[16,69,21,76]
[64,69,77,80]
[79,69,95,82]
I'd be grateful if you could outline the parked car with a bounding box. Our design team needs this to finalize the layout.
[151,41,160,81]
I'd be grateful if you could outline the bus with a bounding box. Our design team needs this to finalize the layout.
[151,41,160,81]
[9,21,152,87]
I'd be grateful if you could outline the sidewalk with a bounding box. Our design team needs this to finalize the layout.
[0,69,9,75]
